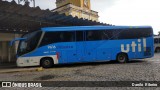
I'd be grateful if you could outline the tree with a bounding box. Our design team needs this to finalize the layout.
[18,0,35,7]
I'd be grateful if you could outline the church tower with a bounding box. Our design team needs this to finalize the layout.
[52,0,99,21]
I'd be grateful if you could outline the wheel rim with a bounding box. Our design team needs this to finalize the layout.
[44,60,50,66]
[118,54,126,62]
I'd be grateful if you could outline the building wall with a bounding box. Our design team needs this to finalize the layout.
[54,0,98,21]
[0,33,21,63]
[56,0,86,9]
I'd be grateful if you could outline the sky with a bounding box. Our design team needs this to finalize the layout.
[6,0,160,34]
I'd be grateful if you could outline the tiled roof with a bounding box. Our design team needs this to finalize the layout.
[0,0,111,33]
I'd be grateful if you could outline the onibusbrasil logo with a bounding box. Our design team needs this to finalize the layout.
[1,82,42,87]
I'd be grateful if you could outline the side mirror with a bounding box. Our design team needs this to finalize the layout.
[10,38,26,46]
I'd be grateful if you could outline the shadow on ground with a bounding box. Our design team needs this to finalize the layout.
[0,59,146,69]
[52,59,146,68]
[0,63,17,69]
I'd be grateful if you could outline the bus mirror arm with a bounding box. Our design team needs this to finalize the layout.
[10,38,26,46]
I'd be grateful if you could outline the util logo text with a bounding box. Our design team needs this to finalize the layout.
[121,38,147,53]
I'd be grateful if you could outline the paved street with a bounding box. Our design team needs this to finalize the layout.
[1,53,160,90]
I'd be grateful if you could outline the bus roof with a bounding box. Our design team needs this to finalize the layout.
[41,26,152,32]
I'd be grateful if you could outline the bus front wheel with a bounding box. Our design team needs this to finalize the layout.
[116,53,128,63]
[41,58,54,68]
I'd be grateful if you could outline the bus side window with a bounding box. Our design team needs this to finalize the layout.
[102,30,115,40]
[60,31,75,42]
[87,31,94,40]
[118,28,153,39]
[86,30,103,41]
[40,31,76,47]
[76,31,83,41]
[40,32,56,47]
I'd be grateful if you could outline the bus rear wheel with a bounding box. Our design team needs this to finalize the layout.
[41,58,53,68]
[116,53,128,63]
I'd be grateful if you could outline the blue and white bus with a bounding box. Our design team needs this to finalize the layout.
[11,26,154,68]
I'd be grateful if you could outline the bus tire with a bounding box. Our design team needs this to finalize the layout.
[40,58,54,68]
[116,53,128,63]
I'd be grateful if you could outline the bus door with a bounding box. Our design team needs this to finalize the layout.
[75,31,85,62]
[84,42,97,62]
[58,32,77,63]
[58,43,77,63]
[84,31,97,62]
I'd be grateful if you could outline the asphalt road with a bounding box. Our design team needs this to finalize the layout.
[1,53,160,90]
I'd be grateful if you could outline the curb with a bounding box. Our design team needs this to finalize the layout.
[0,67,44,73]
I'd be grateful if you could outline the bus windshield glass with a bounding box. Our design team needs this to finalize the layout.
[17,31,42,56]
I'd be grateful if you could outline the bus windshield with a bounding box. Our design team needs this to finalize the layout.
[17,31,42,56]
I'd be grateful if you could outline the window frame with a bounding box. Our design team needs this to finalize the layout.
[39,31,76,47]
